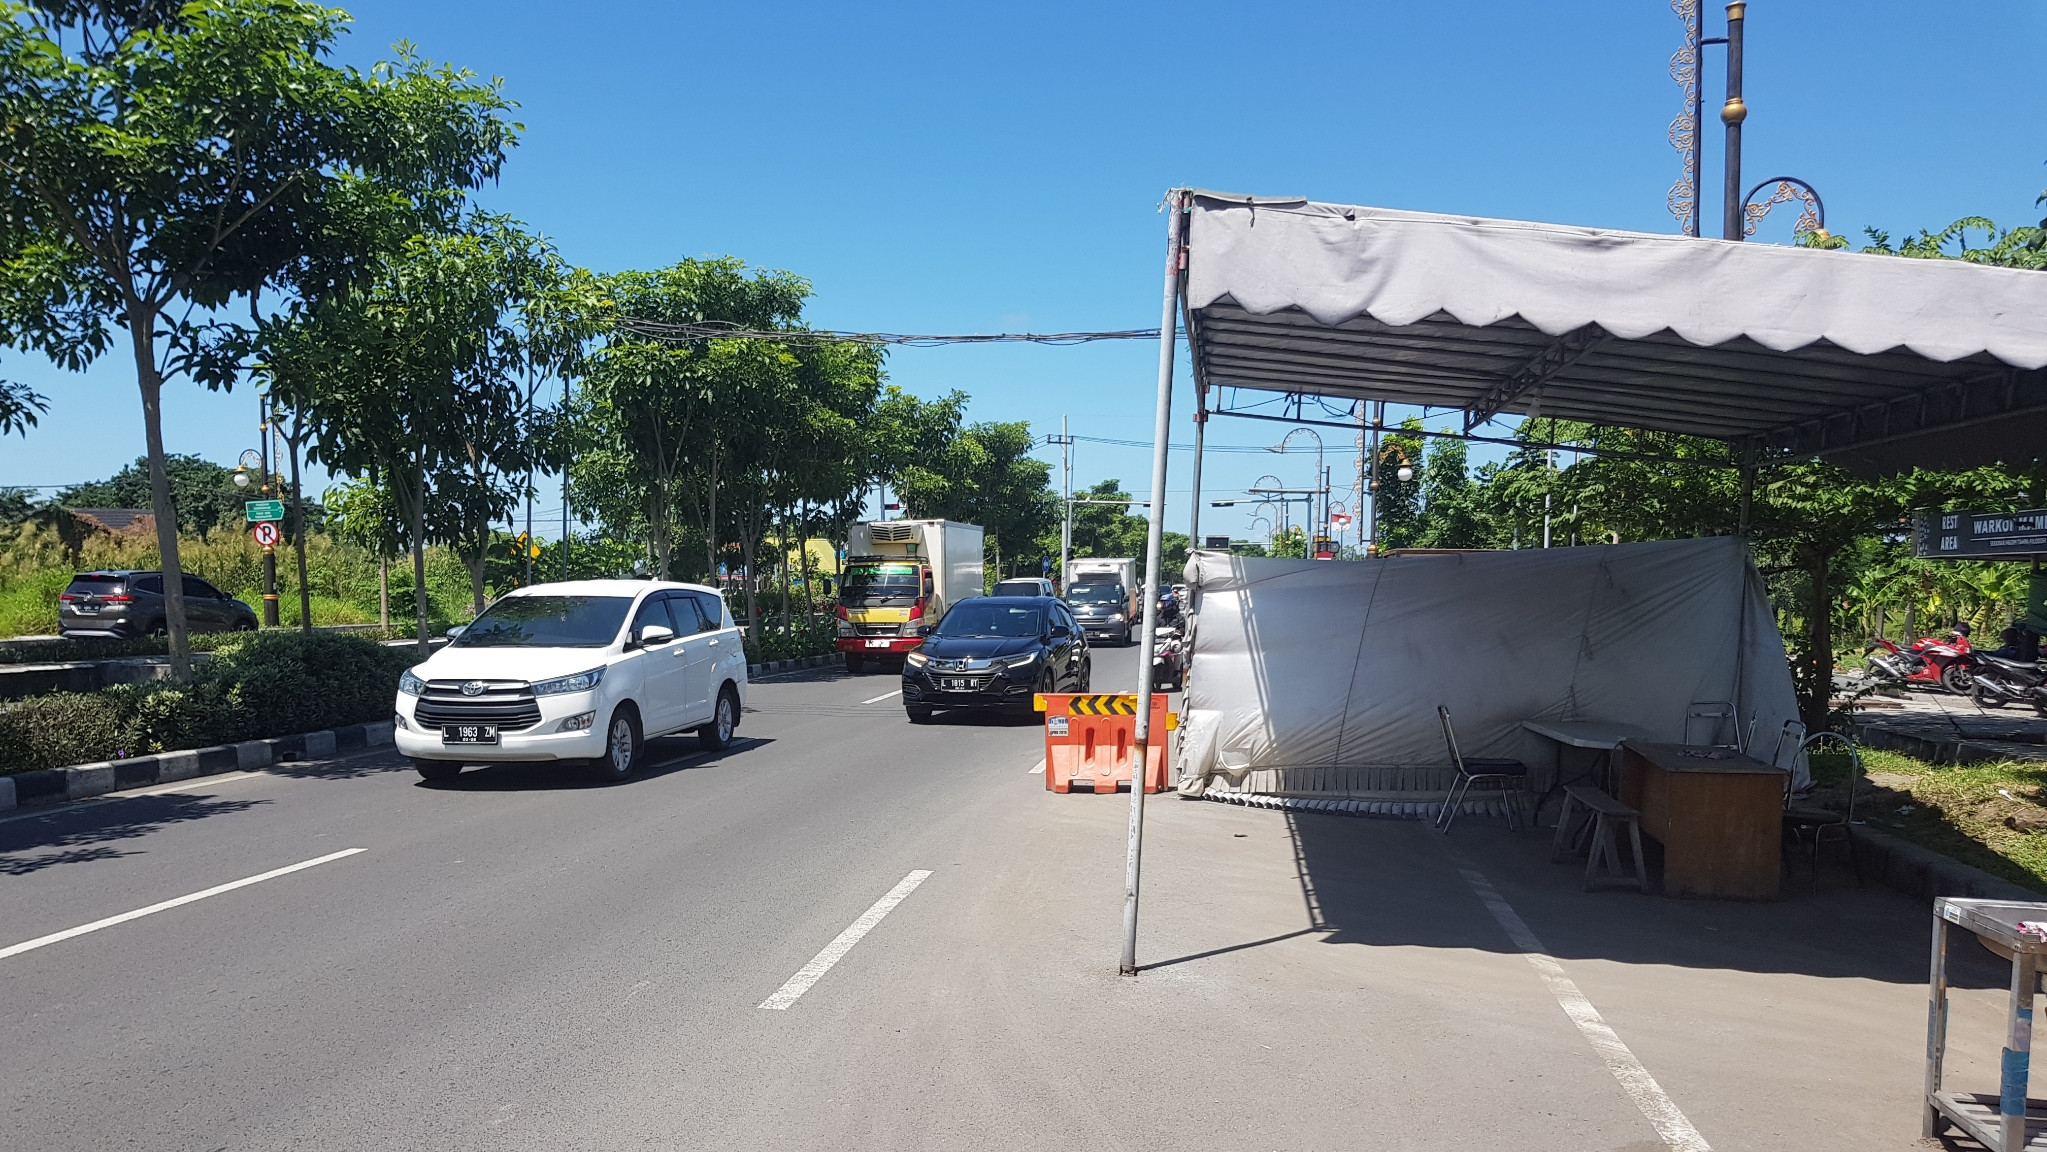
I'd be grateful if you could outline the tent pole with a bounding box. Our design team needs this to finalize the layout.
[1122,189,1185,978]
[1189,392,1206,549]
[1737,440,1756,536]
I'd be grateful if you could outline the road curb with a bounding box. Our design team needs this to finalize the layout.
[1848,825,2039,901]
[0,720,396,814]
[745,653,836,678]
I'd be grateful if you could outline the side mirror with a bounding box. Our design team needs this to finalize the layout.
[1050,625,1071,640]
[636,623,676,647]
[445,625,466,639]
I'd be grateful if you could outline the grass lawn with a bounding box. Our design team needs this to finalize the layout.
[1825,746,2047,892]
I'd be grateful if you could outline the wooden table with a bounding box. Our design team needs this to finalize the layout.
[1617,741,1788,900]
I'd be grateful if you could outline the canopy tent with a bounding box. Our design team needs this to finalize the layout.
[1182,193,2047,477]
[1175,538,1801,793]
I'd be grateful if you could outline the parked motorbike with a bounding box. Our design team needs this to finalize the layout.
[1152,625,1186,692]
[1970,655,2047,716]
[1865,628,1976,695]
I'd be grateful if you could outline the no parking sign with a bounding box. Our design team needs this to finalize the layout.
[252,521,281,548]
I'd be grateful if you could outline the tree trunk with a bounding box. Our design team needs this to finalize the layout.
[1798,545,1835,732]
[467,542,486,616]
[740,525,759,641]
[289,431,311,634]
[778,508,792,635]
[649,487,672,580]
[404,460,431,660]
[128,307,191,678]
[703,453,720,589]
[379,555,390,629]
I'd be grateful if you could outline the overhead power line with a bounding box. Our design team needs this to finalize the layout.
[616,318,1173,347]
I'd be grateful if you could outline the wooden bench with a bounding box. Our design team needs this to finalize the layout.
[1550,784,1648,893]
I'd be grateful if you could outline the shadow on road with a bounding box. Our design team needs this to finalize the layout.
[0,794,272,868]
[412,735,775,792]
[1272,805,2013,991]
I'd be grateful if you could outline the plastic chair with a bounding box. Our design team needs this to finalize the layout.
[1782,730,1862,893]
[1434,706,1532,835]
[1683,700,1739,748]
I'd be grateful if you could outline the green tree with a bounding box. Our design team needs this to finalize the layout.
[0,0,514,673]
[58,453,244,534]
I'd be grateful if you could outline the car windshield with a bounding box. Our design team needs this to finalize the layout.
[452,595,633,648]
[992,581,1042,596]
[935,602,1043,638]
[1067,584,1125,605]
[842,563,922,606]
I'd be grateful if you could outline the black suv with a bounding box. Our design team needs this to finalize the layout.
[58,570,259,638]
[901,596,1090,722]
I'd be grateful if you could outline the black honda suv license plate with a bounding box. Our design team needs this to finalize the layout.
[442,724,499,745]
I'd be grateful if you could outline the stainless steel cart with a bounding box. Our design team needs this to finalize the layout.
[1928,897,2047,1149]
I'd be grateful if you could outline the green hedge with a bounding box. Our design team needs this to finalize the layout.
[0,632,414,773]
[743,617,838,664]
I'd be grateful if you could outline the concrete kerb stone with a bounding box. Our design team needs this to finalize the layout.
[0,720,395,813]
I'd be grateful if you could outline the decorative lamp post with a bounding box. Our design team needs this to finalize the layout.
[1667,2,1825,244]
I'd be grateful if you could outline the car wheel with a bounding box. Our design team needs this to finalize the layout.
[234,619,257,632]
[906,704,933,723]
[586,706,643,782]
[844,653,864,673]
[1942,664,1974,695]
[148,619,168,638]
[699,686,738,751]
[413,758,461,783]
[1078,658,1092,692]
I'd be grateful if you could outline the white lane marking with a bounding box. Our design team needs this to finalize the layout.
[760,869,933,1010]
[860,689,902,705]
[1027,759,1045,774]
[118,771,266,798]
[0,848,368,962]
[1458,866,1710,1152]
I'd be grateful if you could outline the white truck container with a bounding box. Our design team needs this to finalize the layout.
[1067,557,1137,597]
[838,520,985,669]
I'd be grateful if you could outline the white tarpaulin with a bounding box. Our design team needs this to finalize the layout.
[1179,194,2047,476]
[1182,538,1800,788]
[1186,198,2047,369]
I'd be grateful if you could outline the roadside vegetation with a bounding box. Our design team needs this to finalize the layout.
[0,632,413,773]
[1803,744,2047,892]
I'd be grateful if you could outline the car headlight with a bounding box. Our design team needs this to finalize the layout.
[398,668,426,696]
[531,666,605,696]
[904,651,930,668]
[998,651,1039,669]
[1109,613,1125,623]
[837,621,856,636]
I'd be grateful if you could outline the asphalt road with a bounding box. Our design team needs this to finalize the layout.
[0,642,2016,1150]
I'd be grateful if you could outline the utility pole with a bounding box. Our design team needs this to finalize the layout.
[1049,417,1074,592]
[1365,402,1383,555]
[1188,391,1207,549]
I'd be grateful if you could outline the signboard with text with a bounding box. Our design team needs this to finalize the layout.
[1914,508,2047,560]
[244,499,285,523]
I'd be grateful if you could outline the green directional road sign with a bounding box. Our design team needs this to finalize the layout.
[244,499,286,523]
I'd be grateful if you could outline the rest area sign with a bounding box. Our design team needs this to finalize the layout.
[244,499,285,523]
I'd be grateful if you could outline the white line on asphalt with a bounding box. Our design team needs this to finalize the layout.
[1027,759,1045,774]
[1458,865,1711,1152]
[759,869,933,1010]
[0,848,368,962]
[860,689,902,704]
[118,771,267,798]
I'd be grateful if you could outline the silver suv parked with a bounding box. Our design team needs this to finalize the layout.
[57,570,259,638]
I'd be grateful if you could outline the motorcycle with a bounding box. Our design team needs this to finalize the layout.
[1970,655,2047,716]
[1865,629,1976,695]
[1151,625,1186,692]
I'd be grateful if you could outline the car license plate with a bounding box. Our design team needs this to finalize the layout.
[864,639,891,648]
[75,605,98,614]
[939,677,977,692]
[442,724,498,745]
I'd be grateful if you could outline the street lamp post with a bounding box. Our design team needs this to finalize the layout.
[1269,428,1325,550]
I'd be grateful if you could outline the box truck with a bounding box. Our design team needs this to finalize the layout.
[837,519,985,670]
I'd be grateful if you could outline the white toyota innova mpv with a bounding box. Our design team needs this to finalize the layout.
[394,580,749,783]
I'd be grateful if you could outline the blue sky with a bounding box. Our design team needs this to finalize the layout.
[5,0,2044,547]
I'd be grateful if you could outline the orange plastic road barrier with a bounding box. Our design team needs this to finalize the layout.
[1033,693,1178,794]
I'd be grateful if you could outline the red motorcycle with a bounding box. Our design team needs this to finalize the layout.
[1866,627,1975,695]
